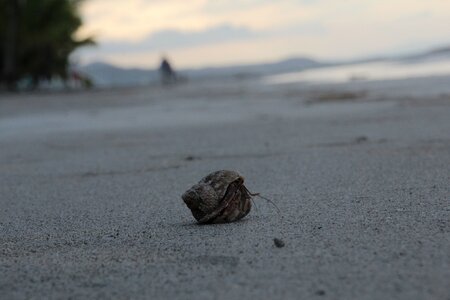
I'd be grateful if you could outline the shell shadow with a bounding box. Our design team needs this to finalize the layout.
[188,255,240,268]
[178,217,252,228]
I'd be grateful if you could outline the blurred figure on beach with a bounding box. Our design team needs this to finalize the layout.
[159,56,177,85]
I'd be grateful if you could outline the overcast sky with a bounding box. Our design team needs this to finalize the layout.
[75,0,450,68]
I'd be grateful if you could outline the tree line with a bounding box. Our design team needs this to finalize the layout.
[0,0,94,90]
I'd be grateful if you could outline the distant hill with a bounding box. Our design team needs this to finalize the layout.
[184,57,323,78]
[398,46,450,62]
[77,57,324,87]
[80,62,159,87]
[77,45,450,87]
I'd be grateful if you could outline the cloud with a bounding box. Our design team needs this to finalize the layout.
[98,24,258,53]
[76,0,450,68]
[78,0,210,41]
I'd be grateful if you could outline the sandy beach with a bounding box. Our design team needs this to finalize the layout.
[1,76,449,299]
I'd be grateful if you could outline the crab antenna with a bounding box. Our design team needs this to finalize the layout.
[243,186,281,215]
[255,193,281,215]
[251,197,258,212]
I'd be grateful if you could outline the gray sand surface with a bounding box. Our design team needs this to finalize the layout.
[1,76,449,299]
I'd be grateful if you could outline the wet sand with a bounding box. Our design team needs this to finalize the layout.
[1,76,449,299]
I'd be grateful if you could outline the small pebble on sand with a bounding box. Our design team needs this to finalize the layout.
[355,136,368,143]
[316,290,326,296]
[274,238,285,248]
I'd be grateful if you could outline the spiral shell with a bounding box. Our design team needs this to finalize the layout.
[182,170,252,224]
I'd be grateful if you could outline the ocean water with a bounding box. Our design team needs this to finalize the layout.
[264,57,450,85]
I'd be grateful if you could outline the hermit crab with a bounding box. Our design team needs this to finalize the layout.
[182,170,277,224]
[182,170,252,224]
